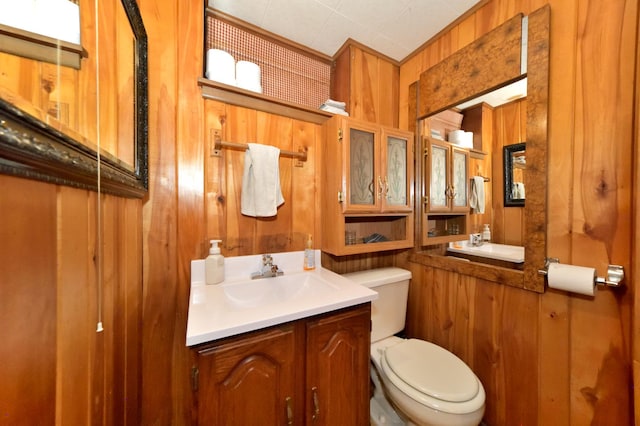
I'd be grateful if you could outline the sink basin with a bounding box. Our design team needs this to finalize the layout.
[186,251,377,346]
[223,273,341,308]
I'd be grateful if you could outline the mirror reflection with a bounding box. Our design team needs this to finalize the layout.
[0,0,148,196]
[504,142,526,206]
[412,7,549,293]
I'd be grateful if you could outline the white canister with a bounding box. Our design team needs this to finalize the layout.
[206,49,236,86]
[235,60,262,93]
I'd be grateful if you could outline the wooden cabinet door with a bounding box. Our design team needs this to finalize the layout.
[450,146,470,212]
[426,139,469,213]
[426,138,452,212]
[343,120,382,214]
[381,128,414,213]
[305,304,371,426]
[196,323,303,426]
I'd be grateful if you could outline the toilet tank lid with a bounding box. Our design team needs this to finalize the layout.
[342,267,411,288]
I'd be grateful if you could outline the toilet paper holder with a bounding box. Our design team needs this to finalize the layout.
[538,258,625,288]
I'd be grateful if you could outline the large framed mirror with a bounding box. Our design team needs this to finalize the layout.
[409,5,549,293]
[0,0,148,198]
[504,142,526,207]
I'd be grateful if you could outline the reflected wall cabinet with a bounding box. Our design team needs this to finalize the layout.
[425,138,469,213]
[193,304,371,425]
[321,116,414,255]
[422,135,470,245]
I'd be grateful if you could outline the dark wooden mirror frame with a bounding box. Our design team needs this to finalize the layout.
[408,5,549,293]
[0,0,148,198]
[504,142,526,207]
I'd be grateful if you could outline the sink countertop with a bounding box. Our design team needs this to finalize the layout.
[447,240,525,263]
[186,250,378,346]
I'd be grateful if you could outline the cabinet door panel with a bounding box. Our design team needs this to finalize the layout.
[347,127,377,210]
[196,325,301,426]
[428,142,450,211]
[306,305,371,426]
[382,129,413,212]
[452,148,469,209]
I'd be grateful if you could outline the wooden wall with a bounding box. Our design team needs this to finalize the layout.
[491,98,526,245]
[0,175,142,425]
[2,0,636,425]
[0,0,143,424]
[399,0,636,424]
[203,102,323,256]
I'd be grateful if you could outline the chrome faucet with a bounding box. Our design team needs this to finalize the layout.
[469,233,483,247]
[251,254,284,279]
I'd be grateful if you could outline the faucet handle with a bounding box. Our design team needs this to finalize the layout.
[262,254,273,265]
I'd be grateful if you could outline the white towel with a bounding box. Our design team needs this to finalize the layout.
[469,176,485,214]
[319,104,349,116]
[241,143,284,217]
[514,182,525,199]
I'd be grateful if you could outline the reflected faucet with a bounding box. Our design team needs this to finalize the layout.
[251,254,284,279]
[469,233,483,247]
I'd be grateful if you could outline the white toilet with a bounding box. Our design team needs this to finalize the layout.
[343,267,485,426]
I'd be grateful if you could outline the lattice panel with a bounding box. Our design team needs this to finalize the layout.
[206,17,330,109]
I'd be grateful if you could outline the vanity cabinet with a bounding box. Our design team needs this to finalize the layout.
[322,115,414,255]
[193,304,371,425]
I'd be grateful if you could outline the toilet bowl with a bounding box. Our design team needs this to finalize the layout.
[372,336,485,426]
[343,268,485,426]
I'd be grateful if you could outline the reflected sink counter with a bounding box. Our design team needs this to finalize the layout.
[186,250,377,346]
[447,241,525,263]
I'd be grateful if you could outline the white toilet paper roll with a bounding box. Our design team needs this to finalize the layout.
[206,49,236,86]
[235,61,262,93]
[547,263,596,296]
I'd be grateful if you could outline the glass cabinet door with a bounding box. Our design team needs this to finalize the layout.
[451,148,469,209]
[345,122,380,213]
[428,141,450,211]
[382,130,413,212]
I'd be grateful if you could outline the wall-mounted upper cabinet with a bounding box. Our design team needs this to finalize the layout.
[330,41,399,127]
[338,118,413,214]
[322,115,414,255]
[424,138,469,213]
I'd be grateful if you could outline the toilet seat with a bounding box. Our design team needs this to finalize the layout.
[381,339,484,414]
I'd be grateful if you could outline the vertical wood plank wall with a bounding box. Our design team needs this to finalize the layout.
[0,0,143,423]
[492,98,526,245]
[398,0,636,424]
[1,0,638,425]
[0,175,142,425]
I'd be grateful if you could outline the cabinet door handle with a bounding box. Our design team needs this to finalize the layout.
[286,396,294,425]
[383,176,389,199]
[368,180,375,197]
[377,176,384,199]
[311,386,320,422]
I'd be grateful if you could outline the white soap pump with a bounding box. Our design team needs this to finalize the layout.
[205,240,225,285]
[482,224,491,242]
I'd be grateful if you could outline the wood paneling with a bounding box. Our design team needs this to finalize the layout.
[0,175,142,425]
[203,103,321,257]
[400,0,635,424]
[492,98,526,245]
[331,41,399,127]
[3,0,634,424]
[0,176,56,426]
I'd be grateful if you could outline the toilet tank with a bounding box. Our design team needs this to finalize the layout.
[342,267,412,343]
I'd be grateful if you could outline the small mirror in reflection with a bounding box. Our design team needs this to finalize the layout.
[504,142,526,206]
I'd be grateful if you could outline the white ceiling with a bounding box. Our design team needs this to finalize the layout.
[208,0,483,62]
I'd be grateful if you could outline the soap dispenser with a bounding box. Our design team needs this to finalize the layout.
[205,240,225,285]
[303,234,316,271]
[482,224,491,242]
